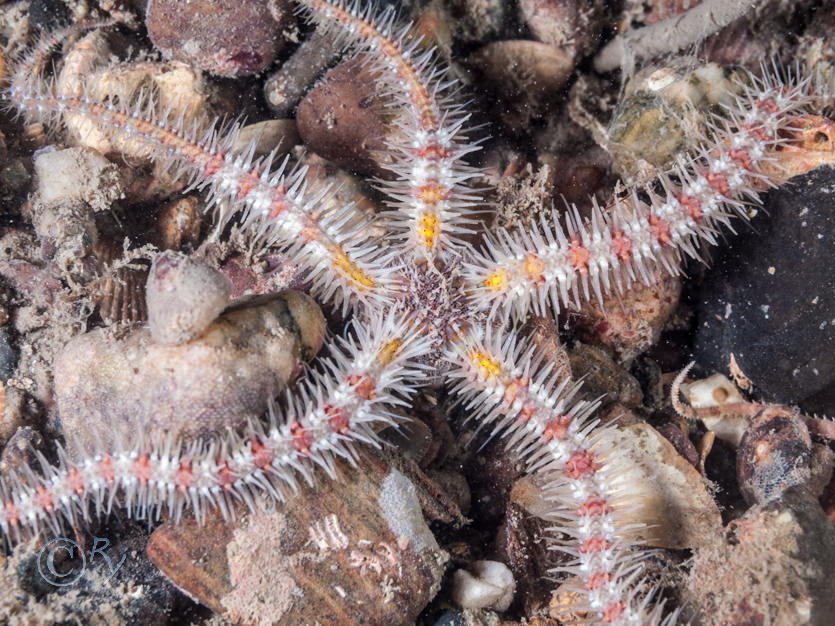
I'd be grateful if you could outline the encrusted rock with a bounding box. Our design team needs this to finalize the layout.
[576,270,681,362]
[146,0,293,77]
[685,487,835,626]
[55,290,325,456]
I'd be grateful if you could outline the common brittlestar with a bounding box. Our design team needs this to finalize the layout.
[1,1,829,624]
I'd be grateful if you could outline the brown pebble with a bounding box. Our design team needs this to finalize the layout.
[737,406,813,505]
[567,343,643,408]
[297,55,390,177]
[656,422,699,467]
[146,0,292,77]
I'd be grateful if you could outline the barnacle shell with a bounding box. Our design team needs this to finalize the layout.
[55,290,325,457]
[607,60,742,180]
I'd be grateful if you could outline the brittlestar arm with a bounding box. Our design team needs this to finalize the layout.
[0,313,429,546]
[296,0,484,262]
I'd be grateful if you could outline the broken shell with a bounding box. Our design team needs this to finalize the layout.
[451,560,516,612]
[737,407,812,505]
[93,238,149,325]
[602,423,722,549]
[146,251,233,345]
[679,372,748,446]
[55,290,325,457]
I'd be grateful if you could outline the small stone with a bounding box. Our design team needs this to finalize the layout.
[146,0,293,77]
[55,291,325,456]
[232,119,300,159]
[468,40,574,132]
[576,270,681,362]
[693,166,835,409]
[0,327,16,382]
[146,251,233,345]
[451,560,516,611]
[567,343,643,408]
[297,56,389,177]
[737,406,812,505]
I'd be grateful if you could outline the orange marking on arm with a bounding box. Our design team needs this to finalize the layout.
[290,421,314,454]
[611,230,633,260]
[677,193,704,222]
[648,214,672,246]
[35,485,55,513]
[133,454,153,485]
[705,171,731,196]
[348,374,377,400]
[483,270,507,291]
[542,415,573,442]
[568,239,590,272]
[175,461,194,493]
[250,439,275,469]
[524,254,545,283]
[563,450,598,479]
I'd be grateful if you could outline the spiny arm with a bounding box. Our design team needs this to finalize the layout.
[0,313,429,545]
[463,71,816,321]
[6,30,391,313]
[296,0,484,262]
[444,327,673,625]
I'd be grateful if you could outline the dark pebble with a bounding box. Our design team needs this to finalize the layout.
[693,166,835,408]
[146,0,292,77]
[28,0,71,30]
[0,328,16,381]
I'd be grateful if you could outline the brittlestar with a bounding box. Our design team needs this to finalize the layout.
[0,1,830,624]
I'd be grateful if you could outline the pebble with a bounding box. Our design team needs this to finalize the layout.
[147,450,451,625]
[146,0,293,77]
[451,560,516,611]
[576,270,681,362]
[146,251,232,345]
[567,343,643,408]
[0,327,15,382]
[296,56,389,177]
[693,166,835,411]
[34,147,124,213]
[55,290,325,456]
[468,40,574,133]
[265,30,341,117]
